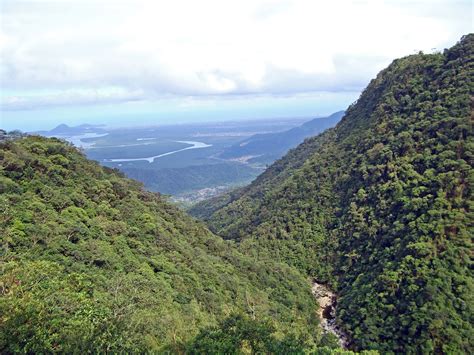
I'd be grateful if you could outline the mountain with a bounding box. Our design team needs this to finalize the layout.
[35,123,106,136]
[190,34,474,353]
[48,123,71,134]
[0,136,325,352]
[219,111,345,164]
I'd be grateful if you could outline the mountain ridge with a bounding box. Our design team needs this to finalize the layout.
[219,110,345,164]
[190,34,474,353]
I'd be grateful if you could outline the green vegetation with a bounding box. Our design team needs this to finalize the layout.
[0,136,323,352]
[2,35,472,353]
[187,314,378,355]
[122,162,259,196]
[191,34,474,353]
[188,314,308,354]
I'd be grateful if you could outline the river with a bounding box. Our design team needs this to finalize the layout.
[312,281,349,348]
[104,140,212,163]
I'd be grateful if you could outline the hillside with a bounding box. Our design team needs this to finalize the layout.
[220,111,345,164]
[190,34,474,353]
[0,136,326,352]
[121,162,258,196]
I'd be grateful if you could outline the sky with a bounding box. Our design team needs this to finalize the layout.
[0,0,472,131]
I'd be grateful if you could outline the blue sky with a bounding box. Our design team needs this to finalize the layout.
[1,0,472,131]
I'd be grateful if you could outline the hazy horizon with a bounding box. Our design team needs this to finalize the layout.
[1,90,357,132]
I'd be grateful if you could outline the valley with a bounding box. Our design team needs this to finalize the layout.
[103,140,212,163]
[37,114,342,204]
[1,30,472,354]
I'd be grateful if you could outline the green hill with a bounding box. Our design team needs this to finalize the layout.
[190,34,474,353]
[0,136,324,353]
[121,162,259,196]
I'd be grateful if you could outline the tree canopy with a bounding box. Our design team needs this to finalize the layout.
[191,34,474,353]
[0,136,323,352]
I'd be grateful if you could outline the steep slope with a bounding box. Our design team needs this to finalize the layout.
[220,111,345,164]
[191,35,474,353]
[0,136,321,352]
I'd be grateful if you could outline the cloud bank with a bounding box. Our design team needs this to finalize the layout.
[0,0,472,111]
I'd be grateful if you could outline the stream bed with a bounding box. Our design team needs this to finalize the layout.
[312,281,349,349]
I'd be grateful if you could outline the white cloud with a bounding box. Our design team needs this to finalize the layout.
[0,0,472,110]
[1,88,145,110]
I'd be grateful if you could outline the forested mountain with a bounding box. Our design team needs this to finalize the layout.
[0,136,330,353]
[190,34,474,353]
[220,111,345,164]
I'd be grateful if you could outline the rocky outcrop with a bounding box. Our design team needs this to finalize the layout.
[312,281,349,348]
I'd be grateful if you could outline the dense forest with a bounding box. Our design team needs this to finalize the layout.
[191,34,474,353]
[1,135,356,353]
[122,162,258,196]
[1,35,472,353]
